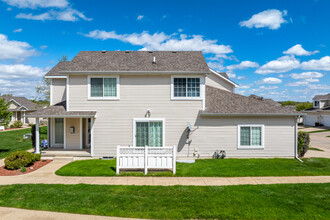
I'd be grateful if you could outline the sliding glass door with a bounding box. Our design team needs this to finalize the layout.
[135,120,163,147]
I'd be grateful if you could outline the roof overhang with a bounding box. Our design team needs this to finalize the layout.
[59,71,209,75]
[199,112,305,117]
[208,68,239,88]
[45,75,67,79]
[26,114,96,118]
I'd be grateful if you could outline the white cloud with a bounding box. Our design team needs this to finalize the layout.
[178,28,183,32]
[287,81,311,87]
[13,28,23,33]
[239,9,287,30]
[305,78,319,82]
[227,61,259,70]
[40,45,48,49]
[0,64,46,79]
[283,44,319,56]
[84,30,233,55]
[237,76,246,80]
[208,62,225,72]
[137,15,144,20]
[0,33,37,61]
[16,8,92,21]
[257,77,282,84]
[290,71,323,79]
[2,0,69,9]
[300,56,330,71]
[255,55,300,74]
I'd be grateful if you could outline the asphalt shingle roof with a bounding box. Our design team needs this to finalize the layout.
[46,51,210,76]
[26,101,96,117]
[313,93,330,100]
[0,95,40,111]
[202,86,298,115]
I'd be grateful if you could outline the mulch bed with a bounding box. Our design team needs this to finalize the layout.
[0,160,52,176]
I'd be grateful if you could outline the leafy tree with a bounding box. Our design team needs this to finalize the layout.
[296,102,313,111]
[0,98,12,127]
[281,101,297,106]
[35,76,50,101]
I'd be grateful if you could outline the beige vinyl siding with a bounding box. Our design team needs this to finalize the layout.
[9,102,18,110]
[52,79,66,105]
[205,72,234,92]
[65,118,81,149]
[69,75,203,156]
[191,116,295,158]
[68,74,295,158]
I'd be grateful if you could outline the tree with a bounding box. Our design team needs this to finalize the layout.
[281,101,297,106]
[0,98,12,127]
[296,102,313,111]
[58,55,68,62]
[35,76,50,101]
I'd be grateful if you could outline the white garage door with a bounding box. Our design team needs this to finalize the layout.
[304,115,318,126]
[321,115,330,127]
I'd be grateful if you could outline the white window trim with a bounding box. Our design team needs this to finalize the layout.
[133,118,165,147]
[170,76,205,101]
[237,124,264,149]
[314,100,320,108]
[51,118,65,147]
[87,75,120,100]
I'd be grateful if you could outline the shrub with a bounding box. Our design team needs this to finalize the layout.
[298,131,310,157]
[20,167,27,172]
[4,151,40,170]
[33,153,41,162]
[13,120,23,128]
[10,124,14,128]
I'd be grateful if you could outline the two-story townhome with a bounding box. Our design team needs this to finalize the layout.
[0,95,41,125]
[303,93,330,127]
[28,51,301,158]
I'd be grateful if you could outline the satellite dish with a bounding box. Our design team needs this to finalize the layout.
[187,122,193,132]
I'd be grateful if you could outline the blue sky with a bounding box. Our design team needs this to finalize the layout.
[0,0,329,101]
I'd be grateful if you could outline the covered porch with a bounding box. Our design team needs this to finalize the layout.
[26,101,96,156]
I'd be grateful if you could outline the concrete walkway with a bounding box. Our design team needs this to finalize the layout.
[0,159,330,186]
[0,207,138,220]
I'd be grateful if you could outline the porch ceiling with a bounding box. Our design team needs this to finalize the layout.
[26,101,96,118]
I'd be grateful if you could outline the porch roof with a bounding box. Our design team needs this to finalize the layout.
[26,101,96,118]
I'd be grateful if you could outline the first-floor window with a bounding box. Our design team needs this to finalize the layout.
[238,125,263,148]
[314,101,320,107]
[135,121,163,147]
[90,77,118,98]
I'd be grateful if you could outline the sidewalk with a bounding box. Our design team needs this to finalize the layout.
[0,207,138,220]
[0,159,330,186]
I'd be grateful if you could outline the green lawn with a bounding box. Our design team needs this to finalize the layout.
[0,183,328,219]
[307,129,330,133]
[0,126,47,159]
[309,147,324,151]
[56,157,330,177]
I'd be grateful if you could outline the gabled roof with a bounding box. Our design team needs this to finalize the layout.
[209,68,239,87]
[26,101,96,118]
[201,86,299,116]
[46,51,210,76]
[313,93,330,100]
[0,95,40,111]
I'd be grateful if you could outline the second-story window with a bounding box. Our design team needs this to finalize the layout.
[173,78,200,97]
[89,76,119,99]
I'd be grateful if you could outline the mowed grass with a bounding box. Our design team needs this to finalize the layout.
[0,183,328,219]
[56,157,330,177]
[309,147,324,151]
[307,129,330,133]
[0,126,47,159]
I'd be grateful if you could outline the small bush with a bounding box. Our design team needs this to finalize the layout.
[13,120,23,128]
[33,154,41,162]
[20,167,27,172]
[10,124,14,128]
[298,131,310,157]
[4,151,39,170]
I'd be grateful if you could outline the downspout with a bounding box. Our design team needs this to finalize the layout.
[295,116,303,163]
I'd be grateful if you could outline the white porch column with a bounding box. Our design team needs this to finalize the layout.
[47,118,50,148]
[91,118,94,157]
[23,111,26,124]
[80,118,83,150]
[35,118,40,154]
[15,111,17,121]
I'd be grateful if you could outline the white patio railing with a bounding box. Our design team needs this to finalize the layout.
[116,145,176,175]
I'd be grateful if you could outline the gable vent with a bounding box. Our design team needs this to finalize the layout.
[152,56,156,64]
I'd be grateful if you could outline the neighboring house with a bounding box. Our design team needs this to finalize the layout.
[303,93,330,127]
[28,51,301,158]
[0,95,41,125]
